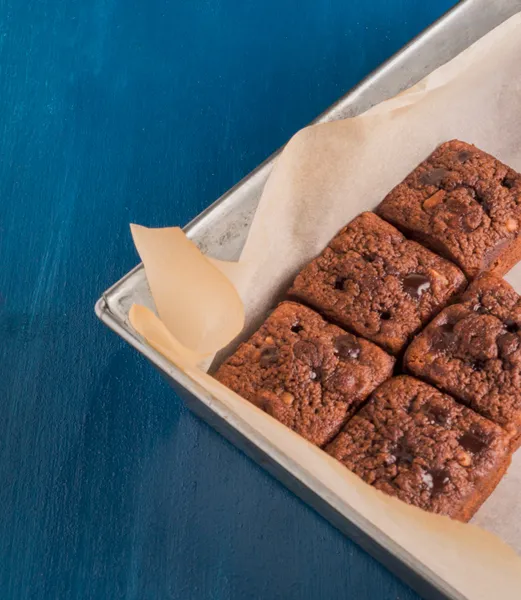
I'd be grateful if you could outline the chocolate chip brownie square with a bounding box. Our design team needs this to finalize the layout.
[288,212,466,354]
[377,140,521,279]
[326,376,511,521]
[214,301,394,447]
[405,274,521,449]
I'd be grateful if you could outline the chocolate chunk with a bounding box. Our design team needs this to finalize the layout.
[291,323,304,334]
[470,359,487,372]
[421,404,450,426]
[334,276,346,290]
[430,469,450,496]
[329,371,356,392]
[484,239,510,268]
[455,314,500,362]
[384,261,401,277]
[364,253,377,263]
[421,168,449,186]
[380,311,392,321]
[393,438,414,464]
[504,318,519,333]
[473,303,489,315]
[458,150,473,163]
[473,189,490,214]
[502,176,515,190]
[462,207,483,232]
[431,322,454,351]
[259,346,279,367]
[293,340,321,368]
[459,430,488,454]
[403,273,431,299]
[443,197,483,232]
[498,332,520,358]
[334,335,361,360]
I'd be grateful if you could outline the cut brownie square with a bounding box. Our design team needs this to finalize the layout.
[214,301,394,447]
[377,140,521,279]
[326,376,511,522]
[288,212,466,354]
[405,274,521,448]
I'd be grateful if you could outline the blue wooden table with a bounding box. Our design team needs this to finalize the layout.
[0,1,459,598]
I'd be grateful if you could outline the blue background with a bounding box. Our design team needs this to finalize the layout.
[0,1,459,598]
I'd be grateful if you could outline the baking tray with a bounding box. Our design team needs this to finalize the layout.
[95,1,521,598]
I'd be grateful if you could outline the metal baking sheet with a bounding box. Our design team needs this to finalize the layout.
[95,1,521,598]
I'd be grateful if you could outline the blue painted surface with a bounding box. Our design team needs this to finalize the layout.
[0,1,459,598]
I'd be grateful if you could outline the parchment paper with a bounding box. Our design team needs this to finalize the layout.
[129,14,521,599]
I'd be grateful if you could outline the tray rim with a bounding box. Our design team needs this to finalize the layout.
[94,2,520,598]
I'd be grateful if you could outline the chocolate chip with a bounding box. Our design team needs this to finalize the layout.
[474,189,491,214]
[470,359,487,372]
[364,253,377,263]
[259,346,279,367]
[498,332,520,358]
[291,323,304,334]
[484,239,510,268]
[458,150,473,163]
[459,429,488,454]
[431,322,454,352]
[293,340,321,368]
[462,208,483,232]
[393,438,414,464]
[430,469,450,495]
[403,273,431,299]
[334,335,361,360]
[329,371,356,391]
[446,198,468,214]
[502,176,516,189]
[421,404,450,426]
[473,303,489,315]
[421,168,449,186]
[380,311,392,321]
[384,262,401,277]
[334,276,346,290]
[505,319,519,333]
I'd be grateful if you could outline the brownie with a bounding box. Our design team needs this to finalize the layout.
[326,376,511,521]
[288,212,466,354]
[377,140,521,279]
[214,301,394,447]
[404,274,521,448]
